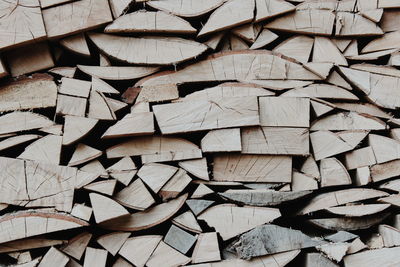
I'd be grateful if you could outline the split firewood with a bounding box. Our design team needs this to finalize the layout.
[273,35,314,64]
[83,247,108,267]
[192,232,220,264]
[90,193,129,223]
[68,144,102,166]
[159,169,192,200]
[147,0,226,18]
[0,134,41,152]
[77,65,160,80]
[83,180,117,196]
[164,225,197,254]
[61,232,92,260]
[201,128,242,152]
[172,211,202,233]
[281,84,358,100]
[96,232,130,256]
[71,204,92,221]
[0,112,54,135]
[309,213,390,231]
[146,241,190,267]
[319,157,352,187]
[59,34,90,58]
[118,235,162,267]
[325,204,391,217]
[186,199,214,216]
[316,243,349,262]
[344,247,400,267]
[62,116,98,146]
[305,253,339,267]
[38,247,69,267]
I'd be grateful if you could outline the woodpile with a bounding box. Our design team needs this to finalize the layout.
[2,0,400,266]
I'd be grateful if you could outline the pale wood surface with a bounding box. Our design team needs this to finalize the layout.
[241,127,309,155]
[78,65,160,80]
[370,159,400,182]
[178,158,209,180]
[88,90,116,120]
[164,225,197,254]
[59,78,91,98]
[70,204,92,221]
[90,193,129,223]
[186,199,214,216]
[172,211,202,233]
[0,239,66,254]
[119,235,162,267]
[273,35,314,63]
[146,241,190,267]
[68,144,102,166]
[255,0,295,22]
[38,247,69,267]
[369,134,400,164]
[326,204,390,217]
[282,84,358,100]
[89,33,208,65]
[56,95,87,117]
[201,128,241,152]
[0,0,46,50]
[320,157,351,187]
[344,246,400,267]
[83,247,107,267]
[18,135,62,165]
[250,29,278,49]
[198,204,281,240]
[109,0,131,18]
[138,163,177,193]
[0,112,53,135]
[344,146,377,170]
[310,112,386,131]
[61,232,92,260]
[97,232,130,256]
[137,84,179,102]
[0,134,41,152]
[102,112,154,139]
[83,180,116,196]
[147,0,226,18]
[159,168,192,201]
[192,232,220,264]
[42,0,113,39]
[60,34,90,58]
[63,116,98,146]
[213,153,292,182]
[91,77,119,94]
[114,178,155,210]
[39,0,73,8]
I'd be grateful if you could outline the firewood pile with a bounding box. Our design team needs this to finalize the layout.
[3,0,400,266]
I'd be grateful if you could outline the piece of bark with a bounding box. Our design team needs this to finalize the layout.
[178,158,209,180]
[213,153,292,183]
[172,211,202,233]
[90,193,129,224]
[309,213,390,231]
[265,9,335,35]
[311,130,368,160]
[68,144,102,166]
[18,135,62,165]
[153,96,259,134]
[305,253,339,267]
[89,33,207,65]
[59,78,91,98]
[146,241,191,267]
[38,247,69,267]
[138,163,177,193]
[97,232,130,256]
[178,83,274,102]
[282,84,358,100]
[60,34,90,58]
[83,248,107,267]
[0,112,54,136]
[310,112,386,131]
[250,29,278,49]
[49,67,76,78]
[136,50,320,87]
[42,0,112,39]
[63,116,98,146]
[88,90,116,120]
[259,97,309,127]
[198,0,254,37]
[370,159,400,182]
[186,199,214,216]
[78,65,160,81]
[106,136,202,163]
[273,35,314,63]
[159,169,192,201]
[344,146,377,170]
[100,194,187,231]
[298,188,389,215]
[234,224,325,259]
[0,0,46,50]
[83,180,116,196]
[105,11,196,34]
[61,233,92,260]
[219,189,312,206]
[6,42,54,77]
[0,134,41,152]
[0,75,57,112]
[320,158,351,188]
[0,239,66,254]
[164,225,197,254]
[101,112,154,139]
[0,209,88,244]
[71,204,92,221]
[326,204,390,217]
[198,204,281,240]
[192,232,221,264]
[118,235,162,267]
[201,128,241,152]
[114,178,155,210]
[56,95,87,117]
[255,0,295,22]
[241,127,309,155]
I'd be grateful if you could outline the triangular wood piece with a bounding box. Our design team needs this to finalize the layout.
[326,204,390,217]
[301,155,321,181]
[313,37,348,66]
[63,116,98,146]
[178,158,209,180]
[83,180,117,196]
[81,160,108,178]
[336,12,383,36]
[89,193,129,224]
[18,135,62,165]
[91,77,120,94]
[88,90,116,121]
[192,232,221,264]
[191,184,214,199]
[60,33,90,58]
[250,29,278,49]
[83,247,108,267]
[186,199,215,216]
[71,204,93,221]
[49,67,76,78]
[344,247,400,266]
[164,225,197,254]
[281,84,357,100]
[97,232,130,256]
[316,243,349,263]
[369,134,400,164]
[292,171,318,191]
[0,112,54,135]
[109,0,133,18]
[61,232,92,260]
[304,62,333,79]
[138,163,178,193]
[119,235,162,267]
[172,211,202,233]
[159,169,192,201]
[255,0,295,22]
[89,33,207,65]
[311,99,335,117]
[114,178,155,210]
[198,204,281,241]
[146,241,191,267]
[344,146,376,170]
[105,11,196,34]
[68,144,102,167]
[305,253,339,267]
[320,158,351,188]
[326,70,353,90]
[310,112,386,131]
[273,35,314,63]
[232,23,262,43]
[106,97,128,113]
[137,84,179,103]
[201,128,241,152]
[102,112,154,139]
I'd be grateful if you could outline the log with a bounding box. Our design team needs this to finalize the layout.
[68,144,102,167]
[42,0,113,39]
[0,134,41,152]
[281,84,358,100]
[83,180,117,196]
[198,204,281,240]
[39,0,72,8]
[89,33,208,65]
[250,29,278,49]
[186,199,214,216]
[232,23,262,43]
[0,0,46,50]
[108,0,132,18]
[305,253,339,267]
[100,194,188,231]
[326,204,390,217]
[255,0,295,22]
[56,95,87,117]
[18,135,62,164]
[71,204,93,221]
[178,158,209,180]
[105,11,196,34]
[91,77,119,94]
[241,127,309,155]
[153,97,259,134]
[101,112,154,139]
[59,78,91,98]
[137,84,179,102]
[369,134,400,164]
[118,235,162,267]
[316,243,349,263]
[344,146,377,170]
[87,90,116,120]
[0,210,88,244]
[48,67,76,78]
[159,169,192,201]
[233,224,326,259]
[219,189,312,206]
[370,159,400,182]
